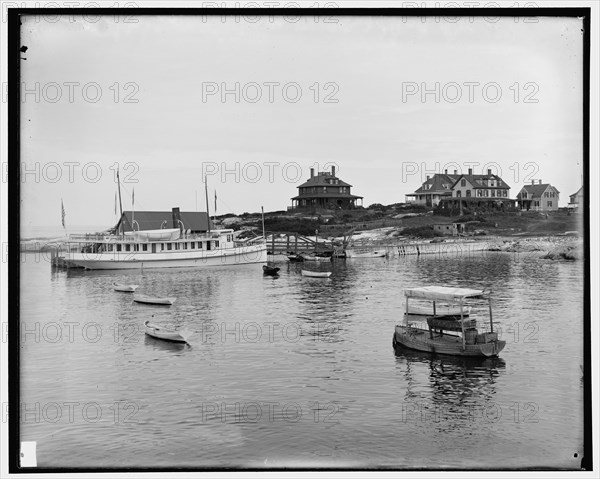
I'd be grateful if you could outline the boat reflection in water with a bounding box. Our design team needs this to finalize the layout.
[394,348,506,432]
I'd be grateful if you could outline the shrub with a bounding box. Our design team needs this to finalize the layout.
[400,225,442,238]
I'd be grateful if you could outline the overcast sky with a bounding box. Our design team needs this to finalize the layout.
[19,13,584,234]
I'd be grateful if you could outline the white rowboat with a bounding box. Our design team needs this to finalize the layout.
[113,282,139,292]
[301,270,332,278]
[134,294,177,305]
[345,249,387,258]
[144,320,188,343]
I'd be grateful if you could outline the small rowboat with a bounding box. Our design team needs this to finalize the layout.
[113,282,139,292]
[144,320,188,343]
[302,253,332,262]
[133,294,176,306]
[263,265,280,276]
[286,253,304,262]
[345,249,388,258]
[301,270,332,278]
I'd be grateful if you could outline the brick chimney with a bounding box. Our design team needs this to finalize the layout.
[468,168,472,175]
[444,169,448,174]
[426,175,430,180]
[332,165,336,177]
[539,179,542,184]
[488,169,492,175]
[531,180,535,185]
[454,169,457,174]
[310,168,314,178]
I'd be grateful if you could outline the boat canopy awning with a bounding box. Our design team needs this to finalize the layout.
[404,286,488,302]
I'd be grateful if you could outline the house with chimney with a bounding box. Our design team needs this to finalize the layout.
[516,181,560,211]
[114,207,214,234]
[404,170,461,207]
[290,166,363,211]
[568,186,583,212]
[407,168,513,210]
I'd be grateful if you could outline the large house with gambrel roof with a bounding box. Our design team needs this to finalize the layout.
[407,168,513,210]
[449,169,511,200]
[516,180,560,211]
[290,166,363,211]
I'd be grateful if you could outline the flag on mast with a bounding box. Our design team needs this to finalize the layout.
[114,192,117,216]
[132,188,135,207]
[214,190,217,212]
[61,199,66,229]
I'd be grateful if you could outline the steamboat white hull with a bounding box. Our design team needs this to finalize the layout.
[67,245,267,270]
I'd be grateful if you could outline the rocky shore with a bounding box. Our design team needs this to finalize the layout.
[487,236,583,260]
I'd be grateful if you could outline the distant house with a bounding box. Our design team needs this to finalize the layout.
[433,223,467,236]
[516,180,560,211]
[404,170,461,207]
[290,166,363,211]
[568,186,583,211]
[114,207,214,233]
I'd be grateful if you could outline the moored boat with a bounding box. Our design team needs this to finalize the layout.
[134,294,177,306]
[263,265,280,276]
[286,253,304,262]
[61,228,267,270]
[393,286,505,358]
[301,253,332,262]
[345,248,388,258]
[144,320,188,343]
[54,174,267,270]
[301,270,332,278]
[113,282,139,292]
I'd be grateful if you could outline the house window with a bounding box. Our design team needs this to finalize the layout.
[491,190,496,197]
[116,244,122,252]
[456,191,462,197]
[485,190,489,197]
[477,190,482,197]
[323,187,327,193]
[466,190,471,197]
[503,190,507,197]
[215,241,219,248]
[125,244,130,252]
[534,201,539,207]
[461,179,466,187]
[167,243,172,250]
[142,244,148,251]
[547,201,552,207]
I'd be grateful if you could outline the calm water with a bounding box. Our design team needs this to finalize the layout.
[19,251,584,469]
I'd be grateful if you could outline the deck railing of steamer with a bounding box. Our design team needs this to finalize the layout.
[68,231,233,243]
